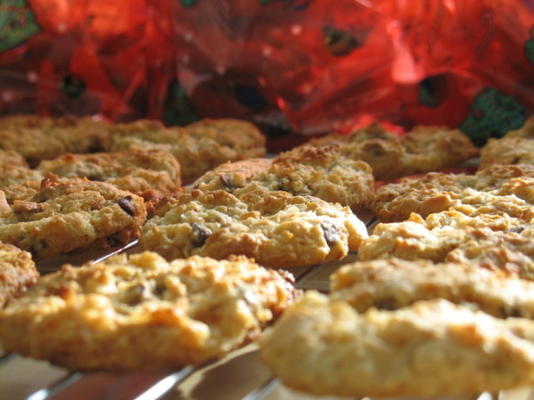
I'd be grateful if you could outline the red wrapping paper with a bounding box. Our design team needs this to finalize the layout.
[0,0,532,143]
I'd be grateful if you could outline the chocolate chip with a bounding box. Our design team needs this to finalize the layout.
[320,222,339,246]
[191,223,212,247]
[154,281,167,296]
[374,297,397,311]
[124,283,148,305]
[508,226,525,234]
[118,196,136,216]
[219,174,234,189]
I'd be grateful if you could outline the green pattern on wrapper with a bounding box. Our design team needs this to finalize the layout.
[164,80,200,126]
[323,26,360,57]
[180,0,198,8]
[525,26,534,64]
[0,0,40,52]
[460,87,527,147]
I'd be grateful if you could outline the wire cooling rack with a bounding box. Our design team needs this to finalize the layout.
[0,213,378,400]
[1,214,530,400]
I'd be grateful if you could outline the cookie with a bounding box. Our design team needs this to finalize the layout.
[0,149,29,169]
[192,158,273,191]
[0,176,147,259]
[0,150,44,189]
[358,213,534,278]
[373,164,534,221]
[192,145,375,210]
[108,119,265,183]
[141,186,368,268]
[307,124,477,180]
[0,251,297,371]
[37,150,182,198]
[260,292,534,397]
[0,115,110,165]
[0,242,38,308]
[480,118,534,168]
[331,258,534,317]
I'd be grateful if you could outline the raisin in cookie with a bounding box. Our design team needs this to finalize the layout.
[192,146,375,210]
[0,176,147,259]
[0,252,296,371]
[331,258,534,317]
[108,119,265,183]
[260,292,534,397]
[0,242,38,308]
[480,118,534,168]
[141,186,367,268]
[307,124,477,180]
[0,115,110,165]
[37,150,181,198]
[373,165,534,221]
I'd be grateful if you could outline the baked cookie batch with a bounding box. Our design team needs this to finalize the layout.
[0,115,532,396]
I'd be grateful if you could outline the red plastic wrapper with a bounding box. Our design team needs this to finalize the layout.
[0,0,532,144]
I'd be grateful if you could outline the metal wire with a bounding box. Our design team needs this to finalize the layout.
[131,367,195,400]
[241,377,278,400]
[91,239,139,264]
[26,372,83,400]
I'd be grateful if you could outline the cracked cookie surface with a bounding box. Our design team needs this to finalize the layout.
[0,176,147,259]
[0,251,297,371]
[141,186,367,268]
[358,213,534,278]
[306,124,477,180]
[0,115,110,165]
[373,164,534,221]
[480,118,534,168]
[108,119,265,183]
[192,146,375,210]
[0,242,38,308]
[331,258,534,317]
[37,150,182,198]
[260,292,534,397]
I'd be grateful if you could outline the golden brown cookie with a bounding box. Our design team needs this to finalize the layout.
[0,252,296,371]
[0,149,44,189]
[307,124,477,180]
[260,292,534,397]
[192,158,273,191]
[480,118,534,168]
[108,119,265,183]
[141,186,368,268]
[373,164,534,221]
[0,176,147,259]
[37,150,182,198]
[331,258,534,317]
[0,242,38,308]
[192,145,375,210]
[0,115,110,165]
[358,213,534,278]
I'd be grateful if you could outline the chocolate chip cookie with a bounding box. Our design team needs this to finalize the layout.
[141,186,367,268]
[307,124,478,180]
[0,176,147,258]
[0,252,296,371]
[108,119,266,183]
[0,242,38,308]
